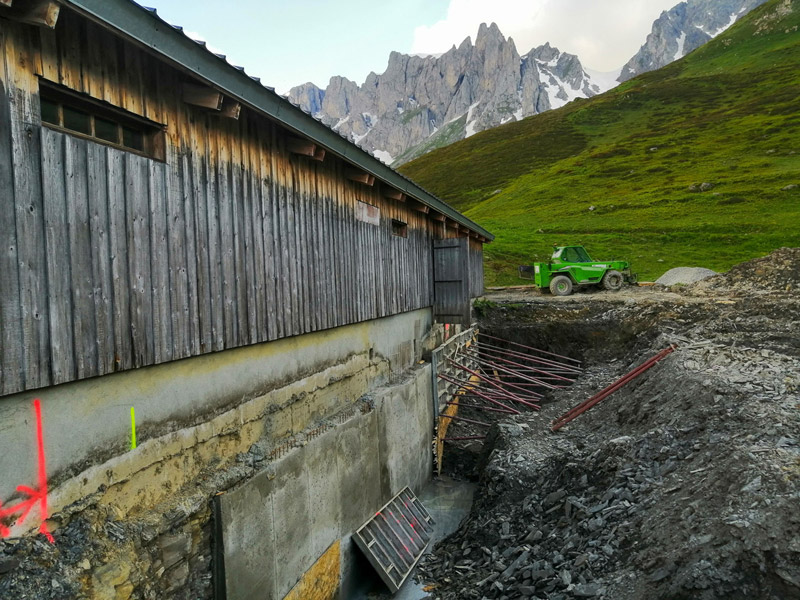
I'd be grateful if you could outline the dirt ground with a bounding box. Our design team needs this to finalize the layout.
[419,249,800,600]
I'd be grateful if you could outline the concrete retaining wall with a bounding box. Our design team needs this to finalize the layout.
[218,366,434,600]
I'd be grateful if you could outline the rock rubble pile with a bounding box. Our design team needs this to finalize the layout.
[421,250,800,600]
[691,247,800,294]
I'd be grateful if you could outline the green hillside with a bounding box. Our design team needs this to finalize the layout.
[399,0,800,285]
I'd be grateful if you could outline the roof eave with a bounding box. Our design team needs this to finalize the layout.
[62,0,494,241]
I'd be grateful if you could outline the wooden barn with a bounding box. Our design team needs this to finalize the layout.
[0,0,491,399]
[0,1,491,598]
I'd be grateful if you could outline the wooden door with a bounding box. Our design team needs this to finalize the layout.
[432,237,471,325]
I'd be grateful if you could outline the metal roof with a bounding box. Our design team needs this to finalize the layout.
[63,0,494,241]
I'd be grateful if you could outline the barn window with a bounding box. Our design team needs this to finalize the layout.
[391,219,407,238]
[39,80,165,160]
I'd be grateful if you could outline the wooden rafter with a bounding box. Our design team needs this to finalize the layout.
[286,136,326,161]
[287,136,316,157]
[429,211,446,222]
[219,98,241,119]
[6,0,60,28]
[182,82,223,110]
[383,188,406,202]
[407,198,430,214]
[311,147,326,162]
[346,168,375,186]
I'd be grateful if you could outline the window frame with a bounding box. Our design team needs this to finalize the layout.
[38,79,167,161]
[391,219,408,238]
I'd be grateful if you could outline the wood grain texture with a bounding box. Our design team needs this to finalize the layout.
[0,14,485,396]
[6,26,50,389]
[0,28,25,394]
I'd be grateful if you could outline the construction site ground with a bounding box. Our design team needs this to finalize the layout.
[417,249,800,600]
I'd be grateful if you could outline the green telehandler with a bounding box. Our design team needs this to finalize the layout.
[519,245,637,296]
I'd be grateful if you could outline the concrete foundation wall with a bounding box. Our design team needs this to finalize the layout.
[218,366,434,600]
[0,308,432,529]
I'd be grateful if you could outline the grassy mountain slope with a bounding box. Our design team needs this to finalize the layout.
[399,0,800,285]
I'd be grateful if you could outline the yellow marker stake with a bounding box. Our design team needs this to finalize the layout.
[130,406,137,450]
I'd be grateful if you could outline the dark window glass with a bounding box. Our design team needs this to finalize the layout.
[122,126,144,151]
[63,106,91,135]
[39,81,164,160]
[41,98,60,125]
[563,248,578,262]
[391,220,408,238]
[574,247,592,262]
[94,116,119,143]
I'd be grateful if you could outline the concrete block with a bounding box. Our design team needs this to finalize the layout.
[376,370,433,498]
[272,447,313,598]
[218,470,277,600]
[335,412,382,533]
[305,428,342,559]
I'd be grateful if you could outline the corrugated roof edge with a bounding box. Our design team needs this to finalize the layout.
[63,0,494,241]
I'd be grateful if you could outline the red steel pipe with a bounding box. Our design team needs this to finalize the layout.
[551,345,676,431]
[479,333,583,365]
[437,373,521,414]
[554,345,674,424]
[460,349,562,390]
[439,372,529,400]
[447,358,542,410]
[474,346,580,381]
[438,414,491,427]
[444,401,515,414]
[476,341,584,374]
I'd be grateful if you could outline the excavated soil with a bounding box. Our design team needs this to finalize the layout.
[420,249,800,600]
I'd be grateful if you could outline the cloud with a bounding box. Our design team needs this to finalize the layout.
[411,0,678,71]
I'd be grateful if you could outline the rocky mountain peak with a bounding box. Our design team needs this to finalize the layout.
[618,0,769,81]
[476,22,504,44]
[284,0,771,167]
[287,22,607,166]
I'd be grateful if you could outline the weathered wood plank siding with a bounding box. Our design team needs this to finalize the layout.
[0,11,487,396]
[469,237,485,298]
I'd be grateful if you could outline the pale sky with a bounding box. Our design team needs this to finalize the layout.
[146,0,680,94]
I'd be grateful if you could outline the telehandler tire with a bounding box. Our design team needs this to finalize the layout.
[550,275,573,296]
[602,270,623,291]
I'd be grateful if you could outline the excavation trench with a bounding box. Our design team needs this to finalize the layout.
[416,288,800,600]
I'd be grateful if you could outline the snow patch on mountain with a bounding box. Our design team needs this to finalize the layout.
[465,102,481,138]
[583,67,623,94]
[674,32,687,59]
